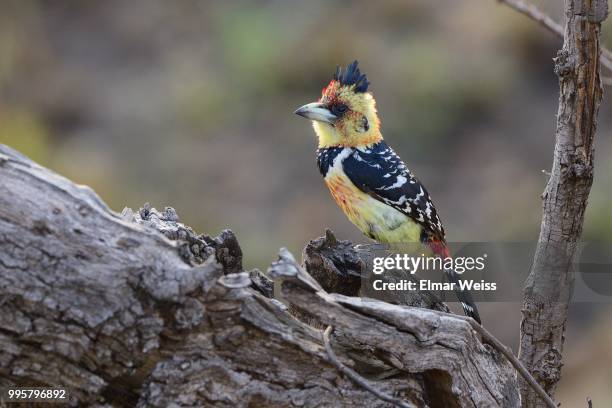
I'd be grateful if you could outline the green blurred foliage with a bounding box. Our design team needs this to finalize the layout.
[0,107,50,165]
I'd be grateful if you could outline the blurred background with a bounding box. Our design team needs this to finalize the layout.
[1,0,611,404]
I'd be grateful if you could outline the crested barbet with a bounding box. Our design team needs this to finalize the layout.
[294,60,481,324]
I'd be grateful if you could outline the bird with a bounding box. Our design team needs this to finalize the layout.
[294,60,481,324]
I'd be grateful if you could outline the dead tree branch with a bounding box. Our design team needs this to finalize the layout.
[0,143,520,407]
[511,0,608,407]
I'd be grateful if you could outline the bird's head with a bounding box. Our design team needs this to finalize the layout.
[295,60,382,148]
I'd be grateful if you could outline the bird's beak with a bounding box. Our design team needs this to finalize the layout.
[294,102,337,124]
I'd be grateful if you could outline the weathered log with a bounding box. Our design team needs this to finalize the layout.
[0,144,519,407]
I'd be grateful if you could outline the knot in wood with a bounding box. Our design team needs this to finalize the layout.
[570,153,593,179]
[553,50,574,77]
[571,161,592,179]
[533,349,562,388]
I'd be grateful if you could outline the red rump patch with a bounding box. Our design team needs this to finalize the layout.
[429,237,450,258]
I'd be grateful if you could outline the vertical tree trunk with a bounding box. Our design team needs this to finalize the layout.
[518,0,608,406]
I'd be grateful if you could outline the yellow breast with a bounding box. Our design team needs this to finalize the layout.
[324,169,422,244]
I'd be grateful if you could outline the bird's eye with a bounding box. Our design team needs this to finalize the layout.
[362,117,369,131]
[332,104,349,116]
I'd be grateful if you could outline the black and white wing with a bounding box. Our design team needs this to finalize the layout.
[342,141,445,240]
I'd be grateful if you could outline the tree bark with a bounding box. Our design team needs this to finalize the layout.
[0,144,520,407]
[518,0,608,406]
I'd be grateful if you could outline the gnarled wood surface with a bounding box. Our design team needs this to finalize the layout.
[0,144,518,407]
[518,1,608,406]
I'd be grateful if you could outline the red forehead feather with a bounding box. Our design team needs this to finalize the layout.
[320,80,340,102]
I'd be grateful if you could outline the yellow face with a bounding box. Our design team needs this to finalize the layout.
[296,80,382,148]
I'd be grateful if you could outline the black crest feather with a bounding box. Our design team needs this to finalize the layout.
[333,60,369,93]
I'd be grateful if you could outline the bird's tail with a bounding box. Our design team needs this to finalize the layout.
[428,239,482,324]
[444,268,481,324]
